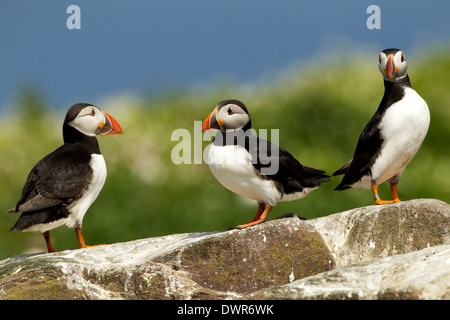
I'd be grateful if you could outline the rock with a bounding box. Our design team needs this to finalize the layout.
[307,199,450,267]
[0,198,448,300]
[0,218,334,300]
[248,244,450,300]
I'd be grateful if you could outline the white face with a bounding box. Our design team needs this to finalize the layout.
[68,106,106,136]
[378,50,408,81]
[217,103,250,131]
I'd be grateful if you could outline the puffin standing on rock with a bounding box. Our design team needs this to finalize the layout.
[333,49,430,204]
[8,103,122,253]
[202,99,330,229]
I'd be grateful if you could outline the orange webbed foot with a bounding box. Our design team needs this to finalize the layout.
[75,228,106,250]
[230,204,272,230]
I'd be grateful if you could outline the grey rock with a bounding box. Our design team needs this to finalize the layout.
[248,244,450,300]
[0,218,334,300]
[0,198,448,300]
[307,199,450,267]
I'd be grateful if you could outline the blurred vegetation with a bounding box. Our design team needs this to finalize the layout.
[1,49,449,259]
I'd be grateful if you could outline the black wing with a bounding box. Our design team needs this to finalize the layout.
[8,144,93,213]
[249,136,330,194]
[333,112,384,190]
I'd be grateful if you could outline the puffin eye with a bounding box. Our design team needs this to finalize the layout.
[90,109,96,116]
[401,54,405,62]
[227,107,234,115]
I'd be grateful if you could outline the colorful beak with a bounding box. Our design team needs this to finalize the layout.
[99,112,122,135]
[201,108,221,132]
[386,55,396,79]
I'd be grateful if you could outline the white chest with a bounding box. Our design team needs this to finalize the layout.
[372,87,430,183]
[207,144,282,205]
[67,154,107,227]
[380,88,430,141]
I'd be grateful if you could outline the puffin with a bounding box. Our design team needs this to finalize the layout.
[201,99,330,229]
[333,48,430,204]
[7,103,122,252]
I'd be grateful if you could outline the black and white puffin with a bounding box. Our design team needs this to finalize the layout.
[7,103,122,252]
[333,49,430,204]
[201,99,330,229]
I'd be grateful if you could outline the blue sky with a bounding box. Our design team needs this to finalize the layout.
[0,1,449,111]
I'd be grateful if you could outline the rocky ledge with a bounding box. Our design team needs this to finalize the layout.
[0,198,448,300]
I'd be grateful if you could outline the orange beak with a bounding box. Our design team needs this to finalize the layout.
[202,110,214,132]
[202,108,222,132]
[99,112,122,135]
[386,55,395,79]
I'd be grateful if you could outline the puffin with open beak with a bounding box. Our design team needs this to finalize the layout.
[8,103,122,253]
[202,99,330,229]
[333,49,430,204]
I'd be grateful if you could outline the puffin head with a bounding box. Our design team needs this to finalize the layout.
[378,48,408,81]
[201,99,251,133]
[64,103,122,137]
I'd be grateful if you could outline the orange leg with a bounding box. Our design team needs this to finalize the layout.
[251,204,265,221]
[75,228,105,249]
[371,184,400,205]
[43,231,57,253]
[233,204,272,229]
[390,184,402,203]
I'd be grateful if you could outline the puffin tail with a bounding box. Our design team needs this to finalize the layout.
[301,166,331,188]
[334,182,351,191]
[333,159,352,176]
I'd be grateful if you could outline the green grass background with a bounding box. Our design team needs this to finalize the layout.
[1,50,449,259]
